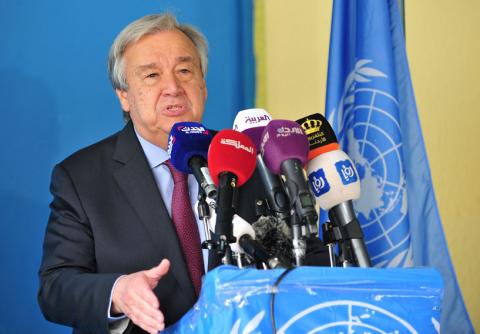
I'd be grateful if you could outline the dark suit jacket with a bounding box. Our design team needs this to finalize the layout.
[38,122,205,334]
[38,121,330,334]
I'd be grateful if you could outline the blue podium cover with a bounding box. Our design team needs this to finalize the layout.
[164,266,443,333]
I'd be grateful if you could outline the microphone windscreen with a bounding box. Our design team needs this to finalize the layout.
[307,150,361,210]
[233,108,272,150]
[296,113,339,160]
[208,129,257,187]
[252,215,293,264]
[260,120,309,174]
[167,122,212,173]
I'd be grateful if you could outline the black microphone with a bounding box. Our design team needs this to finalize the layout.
[252,215,294,268]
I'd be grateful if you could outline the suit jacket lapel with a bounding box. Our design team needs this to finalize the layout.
[112,122,196,299]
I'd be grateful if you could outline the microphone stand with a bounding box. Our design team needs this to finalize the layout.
[322,220,357,267]
[198,189,217,260]
[289,212,307,267]
[280,159,319,266]
[328,202,372,268]
[256,155,292,224]
[321,222,338,267]
[213,172,238,265]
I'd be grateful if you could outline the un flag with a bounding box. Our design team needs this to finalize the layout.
[325,0,474,332]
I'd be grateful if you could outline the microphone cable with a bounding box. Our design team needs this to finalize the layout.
[269,267,296,333]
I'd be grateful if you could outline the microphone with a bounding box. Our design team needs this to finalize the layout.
[231,214,289,269]
[252,215,294,268]
[260,120,318,266]
[233,107,272,144]
[167,122,217,199]
[233,109,291,224]
[297,113,371,267]
[296,114,359,211]
[205,205,290,269]
[208,129,257,262]
[227,214,255,254]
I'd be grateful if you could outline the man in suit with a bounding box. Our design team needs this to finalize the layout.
[38,12,330,334]
[39,13,213,334]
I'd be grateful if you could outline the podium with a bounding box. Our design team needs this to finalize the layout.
[164,265,443,333]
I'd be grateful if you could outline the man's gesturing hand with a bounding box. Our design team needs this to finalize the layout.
[112,259,171,334]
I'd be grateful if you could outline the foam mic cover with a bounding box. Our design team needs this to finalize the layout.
[296,113,340,160]
[252,215,294,265]
[208,129,257,186]
[167,122,212,173]
[307,150,361,210]
[260,120,309,174]
[233,108,272,150]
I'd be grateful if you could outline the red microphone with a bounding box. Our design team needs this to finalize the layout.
[208,129,257,261]
[208,129,257,186]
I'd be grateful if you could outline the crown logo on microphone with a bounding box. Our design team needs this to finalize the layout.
[300,118,322,135]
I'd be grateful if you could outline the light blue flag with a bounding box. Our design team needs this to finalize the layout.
[325,0,474,332]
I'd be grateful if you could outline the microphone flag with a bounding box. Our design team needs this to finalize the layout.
[325,0,473,331]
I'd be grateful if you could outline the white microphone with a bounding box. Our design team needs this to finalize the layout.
[307,150,360,211]
[229,214,256,254]
[297,113,371,268]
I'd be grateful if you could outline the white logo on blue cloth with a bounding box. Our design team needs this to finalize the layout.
[229,301,440,334]
[335,159,358,185]
[328,59,412,268]
[308,169,330,197]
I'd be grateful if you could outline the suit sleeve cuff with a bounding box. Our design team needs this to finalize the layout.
[108,275,127,321]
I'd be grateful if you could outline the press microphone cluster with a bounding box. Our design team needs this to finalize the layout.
[167,108,371,270]
[169,120,284,269]
[234,109,323,266]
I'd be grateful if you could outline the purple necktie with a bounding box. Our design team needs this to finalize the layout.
[164,160,204,295]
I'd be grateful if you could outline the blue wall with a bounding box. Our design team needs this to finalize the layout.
[0,1,254,333]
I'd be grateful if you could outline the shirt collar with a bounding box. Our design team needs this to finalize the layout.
[134,127,169,169]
